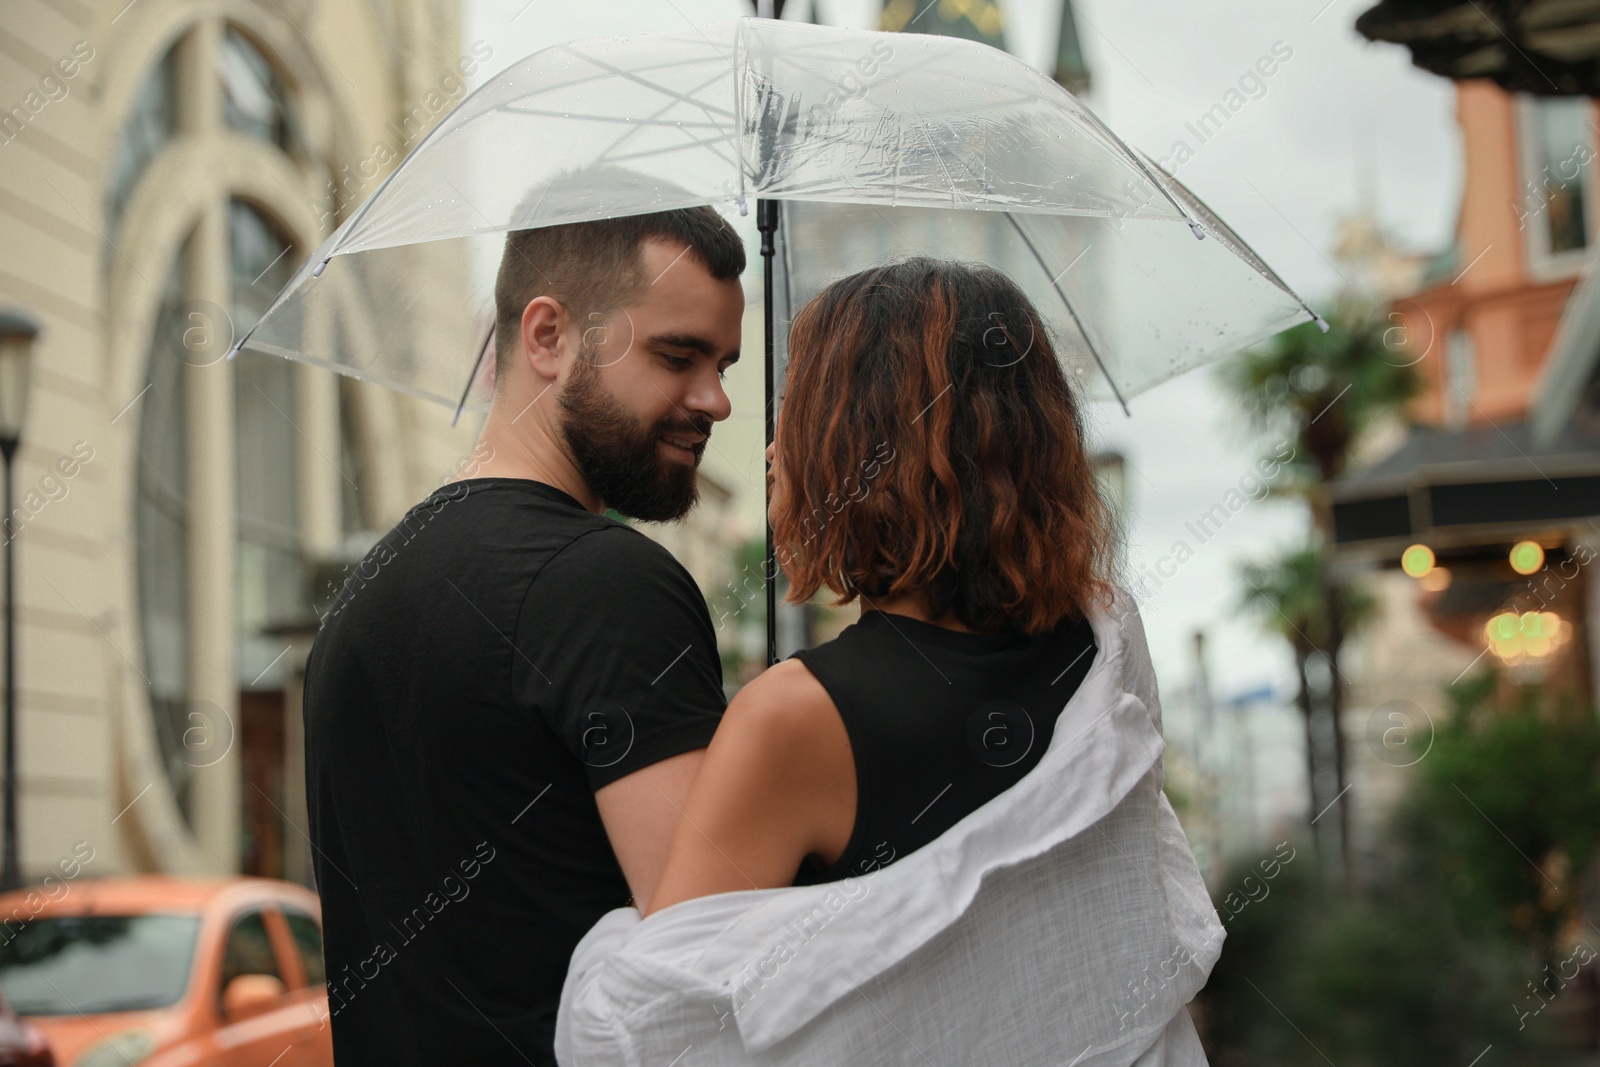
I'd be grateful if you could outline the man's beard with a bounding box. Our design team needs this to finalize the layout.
[557,354,708,522]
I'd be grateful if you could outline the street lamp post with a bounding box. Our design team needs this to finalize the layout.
[0,311,37,892]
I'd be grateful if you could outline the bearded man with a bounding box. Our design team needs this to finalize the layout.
[303,204,746,1067]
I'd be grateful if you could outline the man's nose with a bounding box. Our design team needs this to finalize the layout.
[688,367,732,423]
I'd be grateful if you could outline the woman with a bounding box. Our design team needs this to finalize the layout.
[557,258,1221,1067]
[645,255,1114,911]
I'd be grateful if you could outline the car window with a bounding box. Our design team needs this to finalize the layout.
[220,910,282,990]
[281,908,326,986]
[0,914,201,1015]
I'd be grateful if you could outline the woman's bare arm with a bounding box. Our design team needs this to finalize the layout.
[644,659,855,916]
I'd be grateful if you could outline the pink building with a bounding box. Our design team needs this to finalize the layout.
[1331,75,1600,696]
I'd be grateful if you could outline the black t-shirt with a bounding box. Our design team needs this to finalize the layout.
[303,478,726,1067]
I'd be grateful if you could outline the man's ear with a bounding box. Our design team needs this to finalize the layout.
[519,295,567,380]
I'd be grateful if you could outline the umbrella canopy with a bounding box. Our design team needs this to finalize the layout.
[232,16,1320,411]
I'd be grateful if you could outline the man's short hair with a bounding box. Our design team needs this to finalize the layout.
[492,206,746,376]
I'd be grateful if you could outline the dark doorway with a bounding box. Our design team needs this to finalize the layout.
[239,690,286,878]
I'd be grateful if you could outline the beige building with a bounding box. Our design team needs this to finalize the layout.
[0,0,756,885]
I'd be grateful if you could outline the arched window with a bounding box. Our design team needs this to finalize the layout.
[106,42,177,237]
[219,28,297,154]
[231,201,303,690]
[134,244,197,823]
[116,21,373,860]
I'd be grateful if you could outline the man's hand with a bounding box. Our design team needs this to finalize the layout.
[594,747,707,913]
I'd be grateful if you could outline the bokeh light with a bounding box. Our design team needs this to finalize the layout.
[1484,609,1570,664]
[1401,544,1435,578]
[1509,541,1545,576]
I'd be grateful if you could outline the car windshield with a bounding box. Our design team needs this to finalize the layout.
[0,914,201,1015]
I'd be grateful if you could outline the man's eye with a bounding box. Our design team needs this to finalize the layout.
[662,355,692,370]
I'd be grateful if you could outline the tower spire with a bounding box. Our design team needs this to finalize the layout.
[1052,1,1090,95]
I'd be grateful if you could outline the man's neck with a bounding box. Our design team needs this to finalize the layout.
[461,399,603,514]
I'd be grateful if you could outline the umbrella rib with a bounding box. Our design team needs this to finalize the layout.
[571,57,741,176]
[1067,105,1204,236]
[497,106,728,131]
[332,46,735,256]
[1005,212,1130,416]
[591,65,740,166]
[597,132,741,170]
[309,42,735,254]
[463,49,735,114]
[571,52,738,122]
[822,110,1132,414]
[453,319,495,428]
[1135,148,1327,331]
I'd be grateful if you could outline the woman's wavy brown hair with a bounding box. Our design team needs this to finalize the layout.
[771,257,1117,638]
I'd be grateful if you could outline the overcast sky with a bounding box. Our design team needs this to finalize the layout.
[460,0,1461,709]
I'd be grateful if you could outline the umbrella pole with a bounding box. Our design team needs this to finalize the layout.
[759,197,779,668]
[452,321,495,428]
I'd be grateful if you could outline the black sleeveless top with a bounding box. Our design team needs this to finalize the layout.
[788,607,1098,886]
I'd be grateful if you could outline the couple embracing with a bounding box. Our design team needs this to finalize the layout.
[304,204,1221,1066]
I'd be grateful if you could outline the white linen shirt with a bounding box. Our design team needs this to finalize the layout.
[557,588,1224,1066]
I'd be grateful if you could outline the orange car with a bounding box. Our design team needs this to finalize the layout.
[0,877,331,1067]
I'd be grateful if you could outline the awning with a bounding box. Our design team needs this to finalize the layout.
[1355,0,1600,96]
[1329,419,1600,562]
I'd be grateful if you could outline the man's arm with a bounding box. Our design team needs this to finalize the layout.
[594,747,705,913]
[514,527,730,907]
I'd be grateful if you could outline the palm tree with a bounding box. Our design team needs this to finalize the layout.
[1237,545,1375,865]
[1220,296,1423,489]
[1221,297,1421,880]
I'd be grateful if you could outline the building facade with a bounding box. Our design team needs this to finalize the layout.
[1333,85,1600,687]
[1331,81,1600,866]
[1,0,512,881]
[3,0,765,890]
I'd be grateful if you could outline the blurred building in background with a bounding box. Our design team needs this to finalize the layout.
[1334,15,1600,867]
[1,0,498,883]
[1332,82,1600,688]
[1,0,761,887]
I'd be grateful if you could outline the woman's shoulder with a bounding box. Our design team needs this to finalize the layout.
[725,658,838,740]
[713,660,851,793]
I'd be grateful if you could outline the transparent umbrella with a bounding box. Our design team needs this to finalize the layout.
[229,15,1324,658]
[232,15,1321,408]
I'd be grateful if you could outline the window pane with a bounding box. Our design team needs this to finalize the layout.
[281,909,326,986]
[221,911,282,988]
[135,242,197,825]
[230,201,303,689]
[220,28,293,152]
[0,914,201,1015]
[1530,97,1591,255]
[1445,328,1475,429]
[338,383,371,537]
[230,199,294,307]
[107,42,178,236]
